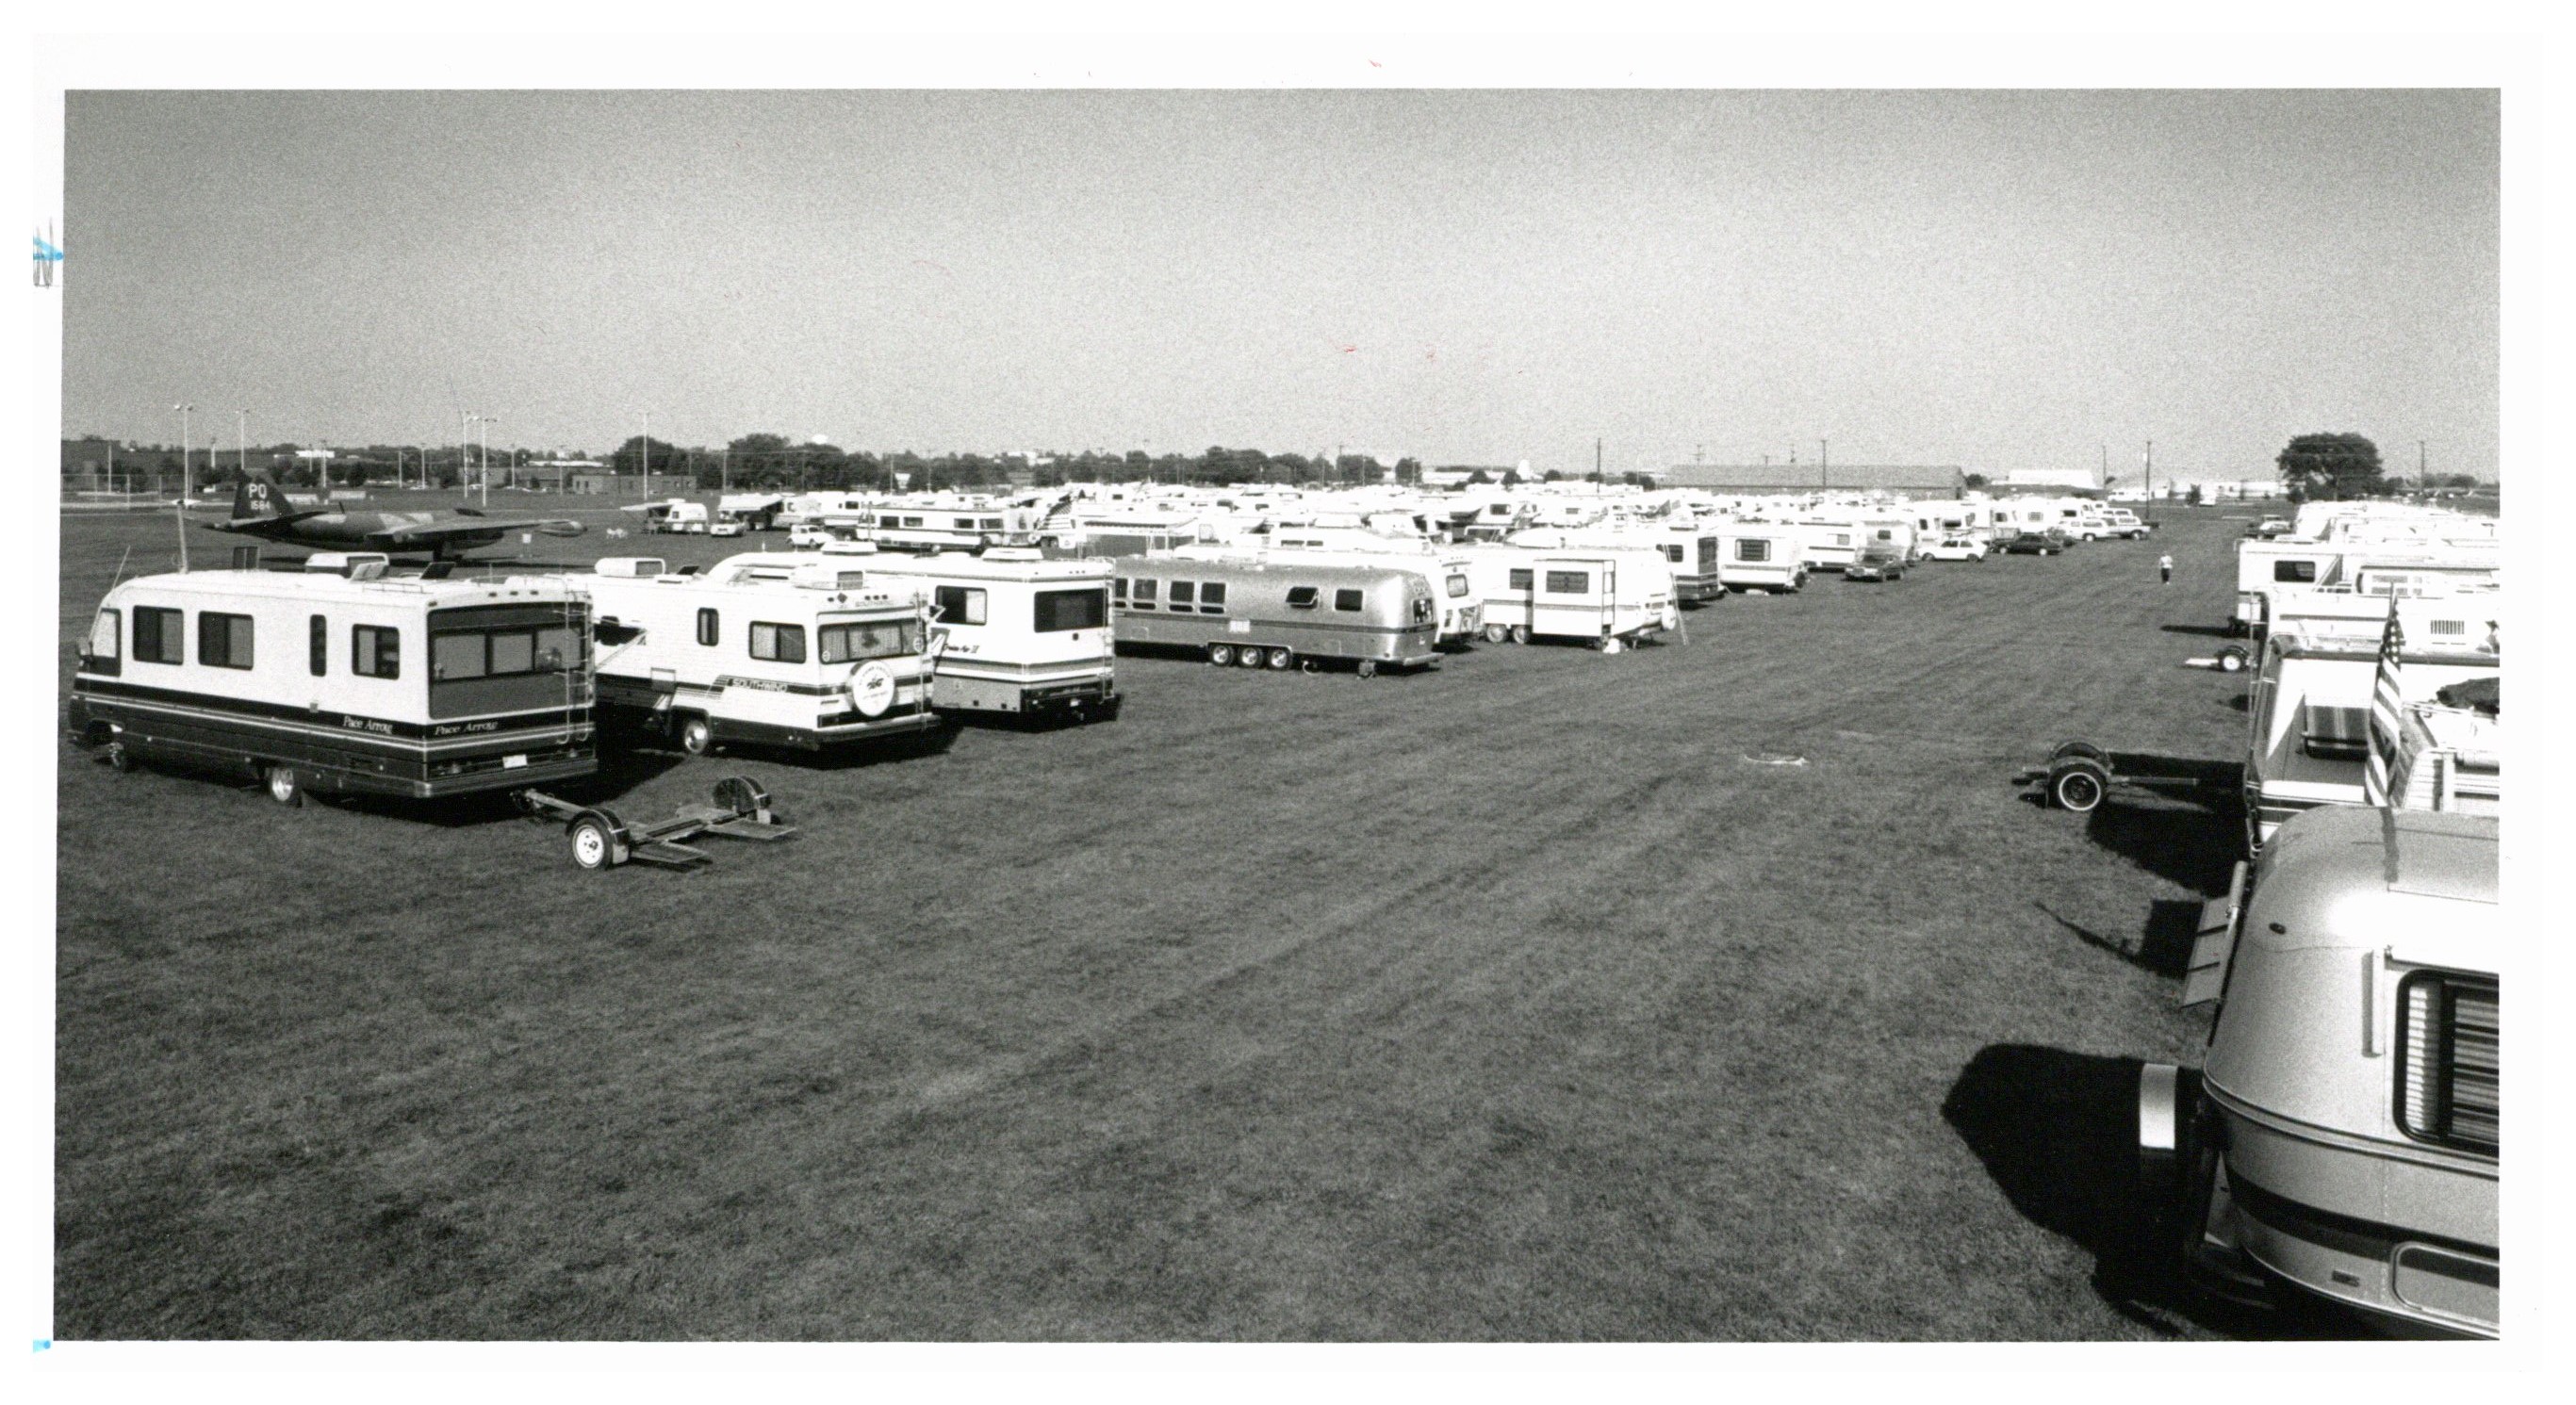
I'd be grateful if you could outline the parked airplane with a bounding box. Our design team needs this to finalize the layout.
[204,470,586,560]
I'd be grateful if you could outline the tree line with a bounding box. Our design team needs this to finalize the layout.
[610,436,1432,493]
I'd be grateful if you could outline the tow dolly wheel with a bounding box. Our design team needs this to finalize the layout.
[2049,739,2108,765]
[1267,647,1294,670]
[2216,646,2250,674]
[263,764,304,808]
[2048,759,2110,812]
[714,776,770,822]
[566,808,629,871]
[1206,643,1235,667]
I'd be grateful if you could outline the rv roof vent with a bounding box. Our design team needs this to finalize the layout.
[594,557,668,579]
[791,561,869,591]
[347,560,389,581]
[818,540,878,555]
[982,546,1042,562]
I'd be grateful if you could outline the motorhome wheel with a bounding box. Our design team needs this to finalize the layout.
[1600,637,1626,656]
[2048,759,2108,811]
[1483,623,1509,645]
[264,765,304,808]
[679,715,714,756]
[1267,647,1294,670]
[106,742,134,773]
[1355,659,1378,678]
[1206,643,1235,667]
[1508,625,1531,645]
[1237,646,1265,669]
[566,809,628,870]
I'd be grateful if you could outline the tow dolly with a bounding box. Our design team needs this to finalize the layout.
[2012,741,2237,814]
[514,776,796,870]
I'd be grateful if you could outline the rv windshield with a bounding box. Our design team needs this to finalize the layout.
[426,603,587,718]
[820,617,923,663]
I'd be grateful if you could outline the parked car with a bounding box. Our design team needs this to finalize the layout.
[2248,518,2293,539]
[1921,535,1989,562]
[2002,530,2072,556]
[1844,546,1906,582]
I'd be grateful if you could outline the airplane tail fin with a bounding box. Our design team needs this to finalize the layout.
[229,468,285,521]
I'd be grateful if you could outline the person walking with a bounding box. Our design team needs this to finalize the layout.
[2158,552,2174,584]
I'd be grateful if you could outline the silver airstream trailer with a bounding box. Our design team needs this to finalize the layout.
[2140,805,2499,1337]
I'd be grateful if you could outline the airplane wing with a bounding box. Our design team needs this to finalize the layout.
[371,517,587,547]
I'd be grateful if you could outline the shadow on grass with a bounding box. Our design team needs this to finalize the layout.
[2031,900,2201,980]
[2158,624,2241,639]
[2223,694,2249,713]
[1942,1044,2353,1341]
[318,749,697,828]
[2079,770,2244,894]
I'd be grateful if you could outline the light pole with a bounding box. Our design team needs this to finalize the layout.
[173,403,195,487]
[460,411,477,499]
[479,419,495,507]
[235,409,249,486]
[641,409,651,498]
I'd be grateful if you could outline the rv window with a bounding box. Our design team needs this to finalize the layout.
[1334,588,1365,612]
[198,613,254,670]
[953,517,977,531]
[982,518,1003,531]
[132,607,184,664]
[1876,530,1893,541]
[1112,578,1127,600]
[1507,568,1534,591]
[1664,545,1684,563]
[90,610,120,663]
[1698,540,1717,570]
[1034,588,1108,632]
[697,608,719,646]
[310,614,328,677]
[1447,574,1469,597]
[933,586,989,626]
[353,626,400,678]
[1198,581,1227,613]
[820,618,923,663]
[489,631,536,675]
[1543,571,1589,595]
[1168,581,1195,611]
[2396,972,2498,1153]
[2274,560,2319,583]
[1736,539,1771,563]
[434,631,488,679]
[902,516,924,529]
[1286,585,1320,610]
[1131,579,1157,603]
[750,622,808,663]
[2301,703,2371,760]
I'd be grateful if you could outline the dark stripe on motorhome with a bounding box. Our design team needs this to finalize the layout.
[1109,613,1423,637]
[2226,1171,2496,1264]
[72,677,587,743]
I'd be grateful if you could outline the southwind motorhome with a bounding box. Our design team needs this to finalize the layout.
[2139,807,2498,1337]
[1458,545,1678,652]
[66,565,595,802]
[825,547,1122,721]
[582,556,943,754]
[1109,557,1441,676]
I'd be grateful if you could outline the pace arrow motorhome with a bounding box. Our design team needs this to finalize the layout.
[2242,590,2501,855]
[581,556,942,755]
[1109,556,1441,676]
[66,563,595,802]
[2139,806,2498,1337]
[1458,545,1678,652]
[823,547,1122,721]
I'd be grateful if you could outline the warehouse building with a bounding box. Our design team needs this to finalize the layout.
[1651,463,1964,498]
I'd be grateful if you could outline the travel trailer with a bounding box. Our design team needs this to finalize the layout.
[582,556,943,754]
[625,498,710,535]
[2231,538,2500,636]
[1710,525,1809,592]
[1507,525,1724,604]
[2139,806,2498,1337]
[828,547,1122,721]
[1160,542,1485,646]
[1108,557,1441,676]
[1458,545,1678,652]
[65,564,594,802]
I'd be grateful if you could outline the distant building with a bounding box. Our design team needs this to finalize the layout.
[570,470,696,496]
[1652,463,1964,498]
[2000,466,2101,491]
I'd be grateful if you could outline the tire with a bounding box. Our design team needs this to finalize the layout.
[1483,623,1509,645]
[566,809,626,871]
[1508,625,1531,645]
[1355,658,1378,678]
[1267,646,1293,670]
[107,742,135,773]
[1206,643,1235,667]
[2049,759,2109,812]
[713,776,769,821]
[2216,646,2249,674]
[2050,739,2108,764]
[678,714,714,756]
[1238,645,1265,669]
[1600,636,1626,656]
[263,764,303,808]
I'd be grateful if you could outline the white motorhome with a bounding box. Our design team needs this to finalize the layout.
[2140,807,2498,1337]
[2363,597,2502,816]
[582,556,942,755]
[1458,545,1678,652]
[1507,524,1724,605]
[65,564,595,802]
[1795,516,1863,573]
[825,547,1122,722]
[2231,538,2500,636]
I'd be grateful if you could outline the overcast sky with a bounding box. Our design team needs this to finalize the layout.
[61,89,2498,480]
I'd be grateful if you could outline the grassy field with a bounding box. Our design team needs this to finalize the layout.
[53,506,2322,1341]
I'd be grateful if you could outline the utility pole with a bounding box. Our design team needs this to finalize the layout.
[642,409,651,498]
[172,403,194,571]
[236,410,248,485]
[1820,438,1829,489]
[2144,439,2154,502]
[1595,436,1603,479]
[460,410,475,499]
[480,418,494,508]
